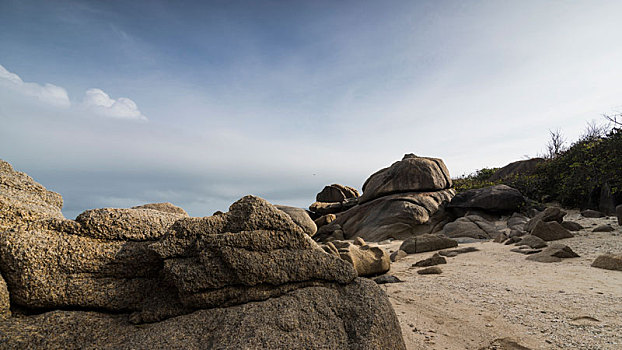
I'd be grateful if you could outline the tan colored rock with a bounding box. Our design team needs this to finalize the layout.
[313,213,336,228]
[591,254,622,271]
[275,205,317,236]
[0,279,407,350]
[390,249,408,262]
[0,272,9,319]
[329,240,390,277]
[0,159,64,232]
[316,184,359,202]
[309,198,358,215]
[75,207,186,241]
[359,154,452,204]
[320,189,454,242]
[131,202,188,216]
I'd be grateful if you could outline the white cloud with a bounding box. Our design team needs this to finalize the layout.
[82,88,147,120]
[0,64,70,107]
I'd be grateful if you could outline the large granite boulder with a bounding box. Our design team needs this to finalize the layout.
[275,205,317,236]
[131,202,189,216]
[531,221,573,241]
[442,215,500,239]
[447,184,525,215]
[322,240,390,277]
[399,234,458,254]
[316,184,359,202]
[0,273,9,319]
[0,159,64,232]
[75,207,186,241]
[525,207,566,232]
[488,158,544,181]
[0,278,406,350]
[317,190,454,242]
[359,154,452,204]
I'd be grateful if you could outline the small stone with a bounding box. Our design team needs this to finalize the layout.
[417,266,442,275]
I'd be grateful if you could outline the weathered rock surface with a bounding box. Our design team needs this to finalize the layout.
[581,209,605,218]
[617,204,622,226]
[531,221,573,241]
[359,154,452,204]
[317,189,455,242]
[488,158,544,181]
[399,234,458,254]
[0,278,407,350]
[75,207,186,241]
[592,224,615,232]
[131,202,188,216]
[525,207,566,232]
[309,198,358,216]
[442,215,499,239]
[0,159,64,232]
[447,185,525,215]
[561,221,583,231]
[0,272,9,319]
[275,205,317,236]
[591,254,622,271]
[413,253,447,267]
[507,212,528,231]
[516,235,547,249]
[322,241,390,277]
[526,243,579,263]
[316,184,359,202]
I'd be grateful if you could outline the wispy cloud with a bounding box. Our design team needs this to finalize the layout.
[0,64,70,107]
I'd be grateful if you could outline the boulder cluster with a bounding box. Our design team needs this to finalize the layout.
[0,159,405,349]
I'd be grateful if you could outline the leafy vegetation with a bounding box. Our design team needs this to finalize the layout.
[454,116,622,209]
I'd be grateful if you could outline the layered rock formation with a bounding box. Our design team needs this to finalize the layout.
[315,154,455,242]
[0,160,406,348]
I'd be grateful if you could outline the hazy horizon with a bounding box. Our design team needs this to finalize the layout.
[2,0,622,218]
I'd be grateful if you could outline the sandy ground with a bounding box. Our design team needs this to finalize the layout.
[374,210,622,350]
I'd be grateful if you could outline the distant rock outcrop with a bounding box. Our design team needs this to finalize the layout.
[488,158,544,181]
[314,154,455,242]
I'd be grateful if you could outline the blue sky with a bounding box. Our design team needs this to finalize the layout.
[2,0,622,218]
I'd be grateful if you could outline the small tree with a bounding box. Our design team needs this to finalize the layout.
[544,129,566,159]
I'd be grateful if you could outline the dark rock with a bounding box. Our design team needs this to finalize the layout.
[493,232,508,243]
[525,207,566,232]
[561,221,583,231]
[0,279,407,350]
[359,154,452,204]
[531,221,573,241]
[488,158,545,181]
[526,243,579,263]
[591,254,622,271]
[438,247,480,256]
[399,234,458,254]
[510,247,543,255]
[412,253,447,267]
[447,185,525,216]
[517,235,547,249]
[509,229,527,238]
[319,190,455,242]
[592,224,615,232]
[507,212,528,231]
[442,215,499,239]
[617,204,622,226]
[417,266,442,275]
[373,275,403,284]
[316,184,359,203]
[599,182,616,215]
[275,205,317,236]
[504,236,522,245]
[581,209,605,218]
[131,202,188,216]
[390,250,408,262]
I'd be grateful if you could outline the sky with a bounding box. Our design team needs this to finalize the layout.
[2,0,622,219]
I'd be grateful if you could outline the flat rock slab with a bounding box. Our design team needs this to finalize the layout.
[400,234,458,254]
[526,244,579,263]
[592,224,615,232]
[373,275,403,284]
[417,266,442,275]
